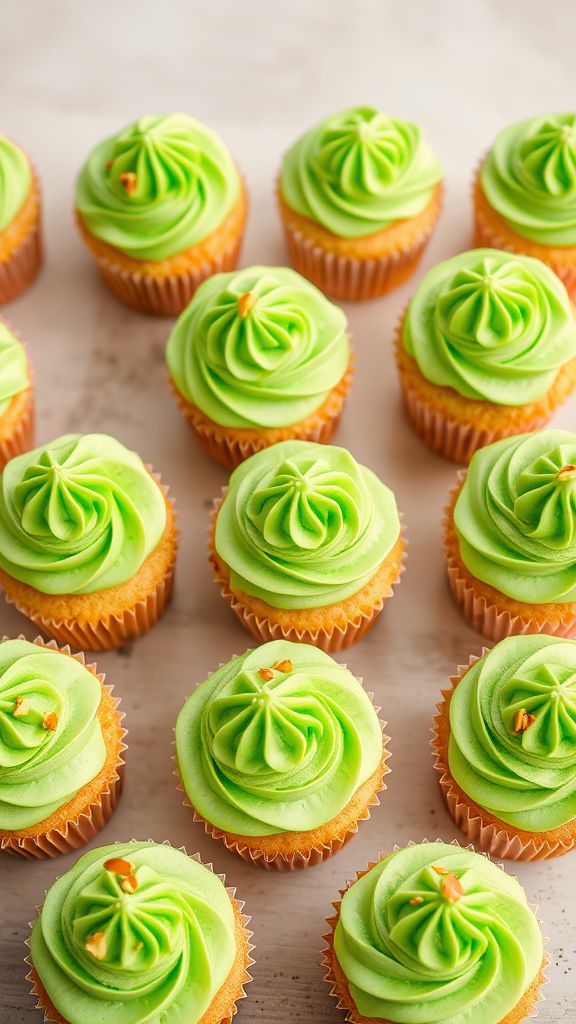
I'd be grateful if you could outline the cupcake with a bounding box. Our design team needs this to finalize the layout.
[324,841,545,1024]
[474,113,576,299]
[0,636,125,859]
[277,106,443,301]
[396,248,576,463]
[209,440,405,651]
[445,429,576,640]
[167,265,353,469]
[175,640,389,870]
[76,114,248,316]
[0,433,177,650]
[27,840,253,1024]
[433,635,576,861]
[0,134,42,304]
[0,319,34,467]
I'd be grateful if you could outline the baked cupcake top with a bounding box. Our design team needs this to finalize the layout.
[176,639,383,836]
[30,840,238,1024]
[481,113,576,246]
[448,635,576,832]
[167,266,350,428]
[403,248,576,405]
[0,321,29,417]
[76,114,241,260]
[0,639,105,830]
[281,106,442,238]
[454,429,576,604]
[215,439,400,609]
[333,841,543,1024]
[0,134,31,232]
[0,433,166,595]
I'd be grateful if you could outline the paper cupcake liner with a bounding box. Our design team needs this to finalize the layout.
[26,841,254,1024]
[322,839,548,1024]
[0,385,34,468]
[431,653,576,861]
[0,164,42,305]
[0,636,126,860]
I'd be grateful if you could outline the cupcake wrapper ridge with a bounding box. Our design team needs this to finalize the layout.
[0,161,43,305]
[0,385,35,468]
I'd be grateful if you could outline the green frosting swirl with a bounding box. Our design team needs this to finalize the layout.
[0,433,166,595]
[215,440,400,609]
[481,113,576,246]
[166,266,350,429]
[454,429,576,603]
[0,321,28,417]
[0,135,31,233]
[334,842,542,1024]
[29,841,237,1024]
[449,635,576,832]
[281,106,443,238]
[176,640,382,836]
[0,639,105,829]
[76,114,240,260]
[404,249,576,405]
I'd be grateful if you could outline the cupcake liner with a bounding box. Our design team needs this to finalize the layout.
[0,162,42,305]
[432,653,576,861]
[209,494,406,652]
[0,383,34,468]
[25,841,254,1024]
[0,636,126,860]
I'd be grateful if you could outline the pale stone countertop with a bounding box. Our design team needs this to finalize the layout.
[1,0,575,1020]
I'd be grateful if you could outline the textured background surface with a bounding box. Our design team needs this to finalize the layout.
[1,0,575,1020]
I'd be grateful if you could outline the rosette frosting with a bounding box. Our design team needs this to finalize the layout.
[454,429,576,603]
[0,134,31,233]
[481,113,576,246]
[76,114,240,260]
[30,841,237,1024]
[215,440,400,609]
[449,635,576,832]
[404,249,576,404]
[0,321,29,417]
[176,640,382,836]
[281,106,443,237]
[0,433,166,595]
[166,266,350,428]
[333,842,542,1024]
[0,639,105,829]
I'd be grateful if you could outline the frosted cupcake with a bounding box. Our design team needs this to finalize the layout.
[76,114,247,315]
[445,429,576,640]
[0,637,125,859]
[474,113,576,299]
[324,841,545,1024]
[433,634,576,860]
[175,640,389,869]
[396,249,576,462]
[210,440,405,651]
[0,134,42,303]
[167,266,353,468]
[0,433,177,650]
[28,840,253,1024]
[277,106,443,300]
[0,320,34,467]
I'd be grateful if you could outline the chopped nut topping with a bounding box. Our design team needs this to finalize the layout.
[121,875,139,894]
[42,712,58,731]
[432,864,451,876]
[513,709,537,733]
[558,464,576,481]
[134,941,144,952]
[103,856,135,876]
[258,668,275,681]
[274,660,293,673]
[409,896,424,906]
[237,292,256,318]
[119,171,137,194]
[105,160,113,170]
[440,873,465,903]
[13,696,31,718]
[85,931,107,960]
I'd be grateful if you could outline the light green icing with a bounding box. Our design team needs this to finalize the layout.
[404,249,576,405]
[481,113,576,246]
[176,639,382,837]
[0,639,105,829]
[0,433,166,595]
[334,842,542,1024]
[0,134,31,233]
[281,106,442,238]
[449,635,576,832]
[215,439,400,610]
[30,841,237,1024]
[454,429,576,603]
[166,266,350,429]
[76,114,240,260]
[0,321,28,417]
